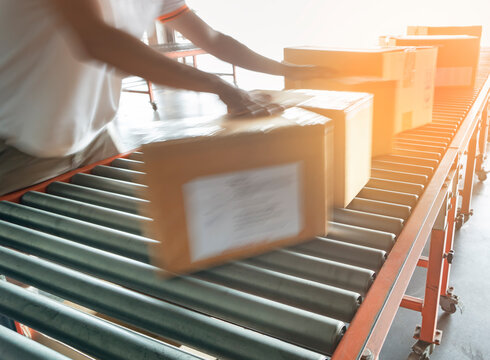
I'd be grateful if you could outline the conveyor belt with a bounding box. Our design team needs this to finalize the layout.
[0,50,489,359]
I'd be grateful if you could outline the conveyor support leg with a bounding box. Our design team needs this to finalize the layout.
[458,128,479,227]
[475,100,489,181]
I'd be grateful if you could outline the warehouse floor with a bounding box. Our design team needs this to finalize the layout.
[118,83,490,360]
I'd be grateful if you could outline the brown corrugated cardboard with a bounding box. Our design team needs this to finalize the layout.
[380,35,480,87]
[139,108,332,274]
[407,25,482,39]
[284,46,437,144]
[256,89,373,208]
[397,46,438,129]
[284,46,407,81]
[285,76,398,157]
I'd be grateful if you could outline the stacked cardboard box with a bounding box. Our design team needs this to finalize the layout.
[140,108,332,274]
[284,46,437,156]
[407,25,482,39]
[257,89,373,208]
[380,35,480,87]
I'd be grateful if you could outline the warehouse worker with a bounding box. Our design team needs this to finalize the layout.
[0,0,331,196]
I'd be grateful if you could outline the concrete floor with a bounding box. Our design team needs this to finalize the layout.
[118,78,490,360]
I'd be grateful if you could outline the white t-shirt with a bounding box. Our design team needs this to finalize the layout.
[0,0,188,157]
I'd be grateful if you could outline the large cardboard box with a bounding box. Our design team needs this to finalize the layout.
[284,46,408,81]
[397,46,438,129]
[284,46,437,146]
[407,25,482,39]
[139,108,332,274]
[380,35,480,87]
[285,74,398,157]
[257,89,373,208]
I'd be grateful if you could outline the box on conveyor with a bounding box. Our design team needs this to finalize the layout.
[283,46,438,155]
[255,89,373,208]
[407,25,482,39]
[139,108,332,274]
[379,35,480,87]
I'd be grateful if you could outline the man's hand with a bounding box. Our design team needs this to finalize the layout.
[215,82,284,118]
[283,63,337,81]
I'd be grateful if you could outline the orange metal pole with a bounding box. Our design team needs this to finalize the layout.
[440,194,456,295]
[419,228,446,344]
[400,295,423,312]
[417,256,429,268]
[460,129,479,217]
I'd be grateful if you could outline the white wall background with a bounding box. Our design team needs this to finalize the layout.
[187,0,490,89]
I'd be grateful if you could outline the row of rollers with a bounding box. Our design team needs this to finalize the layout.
[0,144,420,359]
[0,153,386,360]
[0,142,431,359]
[0,91,477,360]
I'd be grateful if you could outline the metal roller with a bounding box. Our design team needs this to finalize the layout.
[396,133,450,145]
[292,237,386,271]
[0,247,327,360]
[0,203,155,262]
[71,173,146,197]
[433,107,465,113]
[366,178,424,196]
[432,111,464,118]
[91,165,144,184]
[394,141,446,155]
[128,151,144,161]
[111,158,144,170]
[431,118,461,125]
[0,324,71,360]
[0,281,204,360]
[0,221,344,355]
[348,197,411,220]
[391,148,441,161]
[407,129,455,138]
[334,208,403,235]
[371,168,428,185]
[433,104,469,111]
[244,249,375,295]
[327,222,395,251]
[47,182,145,214]
[423,124,457,132]
[196,261,361,322]
[21,191,149,235]
[377,154,439,168]
[357,187,418,207]
[372,160,434,177]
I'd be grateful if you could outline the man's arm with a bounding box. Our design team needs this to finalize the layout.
[48,0,278,116]
[167,10,334,80]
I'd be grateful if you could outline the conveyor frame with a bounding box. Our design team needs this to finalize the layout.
[334,78,490,359]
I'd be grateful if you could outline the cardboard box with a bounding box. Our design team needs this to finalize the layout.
[285,75,398,157]
[407,25,482,39]
[257,89,373,208]
[397,46,438,129]
[284,46,408,81]
[380,35,480,87]
[284,46,437,143]
[140,108,332,274]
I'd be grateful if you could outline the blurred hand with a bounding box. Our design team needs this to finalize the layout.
[283,63,337,81]
[216,82,284,118]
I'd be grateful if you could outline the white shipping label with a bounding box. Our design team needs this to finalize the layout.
[183,162,303,262]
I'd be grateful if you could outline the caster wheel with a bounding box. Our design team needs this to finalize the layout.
[455,215,464,230]
[477,172,487,181]
[151,102,158,111]
[407,352,429,360]
[440,301,457,314]
[440,292,459,314]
